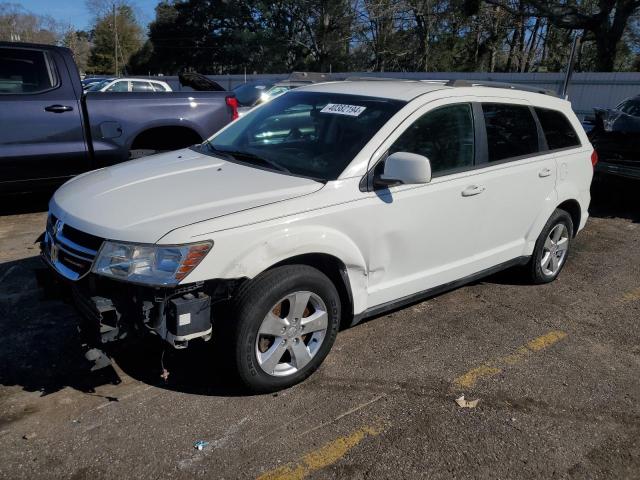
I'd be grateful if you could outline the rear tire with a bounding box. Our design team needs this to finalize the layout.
[527,209,574,284]
[228,265,341,393]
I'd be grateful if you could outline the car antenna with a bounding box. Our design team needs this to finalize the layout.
[559,34,581,100]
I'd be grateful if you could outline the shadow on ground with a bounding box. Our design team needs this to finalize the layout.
[0,256,246,400]
[590,174,640,223]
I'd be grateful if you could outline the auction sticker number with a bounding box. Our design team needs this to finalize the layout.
[320,103,367,117]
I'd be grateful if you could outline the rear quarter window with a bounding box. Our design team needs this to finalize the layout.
[534,107,581,150]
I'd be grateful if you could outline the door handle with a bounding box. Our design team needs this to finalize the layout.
[461,185,486,197]
[45,105,73,113]
[538,167,552,178]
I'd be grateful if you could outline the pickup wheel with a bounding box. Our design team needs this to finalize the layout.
[527,209,574,284]
[228,265,341,393]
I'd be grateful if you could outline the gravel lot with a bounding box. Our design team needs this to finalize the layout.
[0,176,638,480]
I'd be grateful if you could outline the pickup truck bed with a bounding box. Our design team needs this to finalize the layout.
[0,42,236,193]
[85,90,234,167]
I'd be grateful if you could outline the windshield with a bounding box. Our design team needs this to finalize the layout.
[261,85,291,102]
[87,79,111,91]
[617,99,640,117]
[199,91,404,181]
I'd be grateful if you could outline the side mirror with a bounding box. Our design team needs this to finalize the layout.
[377,151,432,187]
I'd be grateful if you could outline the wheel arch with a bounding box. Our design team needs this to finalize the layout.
[129,125,203,154]
[192,226,370,323]
[556,199,581,237]
[268,253,356,329]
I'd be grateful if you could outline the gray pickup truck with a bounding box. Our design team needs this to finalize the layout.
[0,42,237,193]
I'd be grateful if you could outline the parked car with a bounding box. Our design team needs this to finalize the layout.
[258,72,330,103]
[40,79,593,392]
[587,95,640,180]
[177,72,225,92]
[233,81,274,109]
[0,42,238,193]
[236,73,330,116]
[87,77,173,92]
[81,77,108,90]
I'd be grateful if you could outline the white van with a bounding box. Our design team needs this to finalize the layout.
[42,79,594,392]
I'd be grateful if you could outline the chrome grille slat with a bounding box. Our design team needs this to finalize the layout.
[56,233,98,257]
[44,214,104,281]
[56,243,95,262]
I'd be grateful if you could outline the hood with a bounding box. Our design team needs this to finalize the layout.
[51,149,323,243]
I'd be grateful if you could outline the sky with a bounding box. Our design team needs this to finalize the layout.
[17,0,159,31]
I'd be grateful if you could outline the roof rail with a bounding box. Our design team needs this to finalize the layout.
[344,76,418,82]
[444,79,559,97]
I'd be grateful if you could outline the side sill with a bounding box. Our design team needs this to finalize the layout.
[350,255,530,327]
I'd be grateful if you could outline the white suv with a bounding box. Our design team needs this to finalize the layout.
[42,80,594,392]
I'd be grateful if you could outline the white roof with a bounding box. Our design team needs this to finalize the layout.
[299,80,451,101]
[296,79,571,109]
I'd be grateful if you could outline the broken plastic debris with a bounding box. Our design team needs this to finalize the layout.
[194,440,209,451]
[22,432,37,440]
[84,348,112,371]
[455,395,480,408]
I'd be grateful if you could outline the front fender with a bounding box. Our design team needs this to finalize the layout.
[183,225,370,314]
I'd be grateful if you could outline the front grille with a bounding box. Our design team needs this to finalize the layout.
[43,214,104,281]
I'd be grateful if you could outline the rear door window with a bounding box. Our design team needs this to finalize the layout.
[534,107,581,150]
[389,103,475,176]
[482,103,539,162]
[0,47,59,94]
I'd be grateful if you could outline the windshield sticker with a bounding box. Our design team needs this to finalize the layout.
[320,103,367,117]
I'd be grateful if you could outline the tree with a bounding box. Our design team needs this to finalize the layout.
[63,30,91,73]
[87,2,143,75]
[480,0,640,71]
[120,0,640,73]
[0,2,63,44]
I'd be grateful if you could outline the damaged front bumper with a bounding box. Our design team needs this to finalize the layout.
[38,233,240,351]
[68,276,215,349]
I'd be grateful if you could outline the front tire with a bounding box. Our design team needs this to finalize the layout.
[527,209,574,284]
[229,265,341,393]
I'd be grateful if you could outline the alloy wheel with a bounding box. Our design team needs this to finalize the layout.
[255,291,328,377]
[541,223,569,276]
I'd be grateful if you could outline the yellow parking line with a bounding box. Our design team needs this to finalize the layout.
[453,330,567,390]
[622,287,640,302]
[454,365,501,389]
[526,330,567,352]
[257,425,383,480]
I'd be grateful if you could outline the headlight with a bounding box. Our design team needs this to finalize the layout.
[92,241,212,286]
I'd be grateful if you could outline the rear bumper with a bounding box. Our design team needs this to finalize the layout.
[595,161,640,180]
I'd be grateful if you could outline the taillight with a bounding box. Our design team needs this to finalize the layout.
[591,149,599,168]
[225,96,239,120]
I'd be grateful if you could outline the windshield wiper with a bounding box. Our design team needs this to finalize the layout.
[208,146,290,173]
